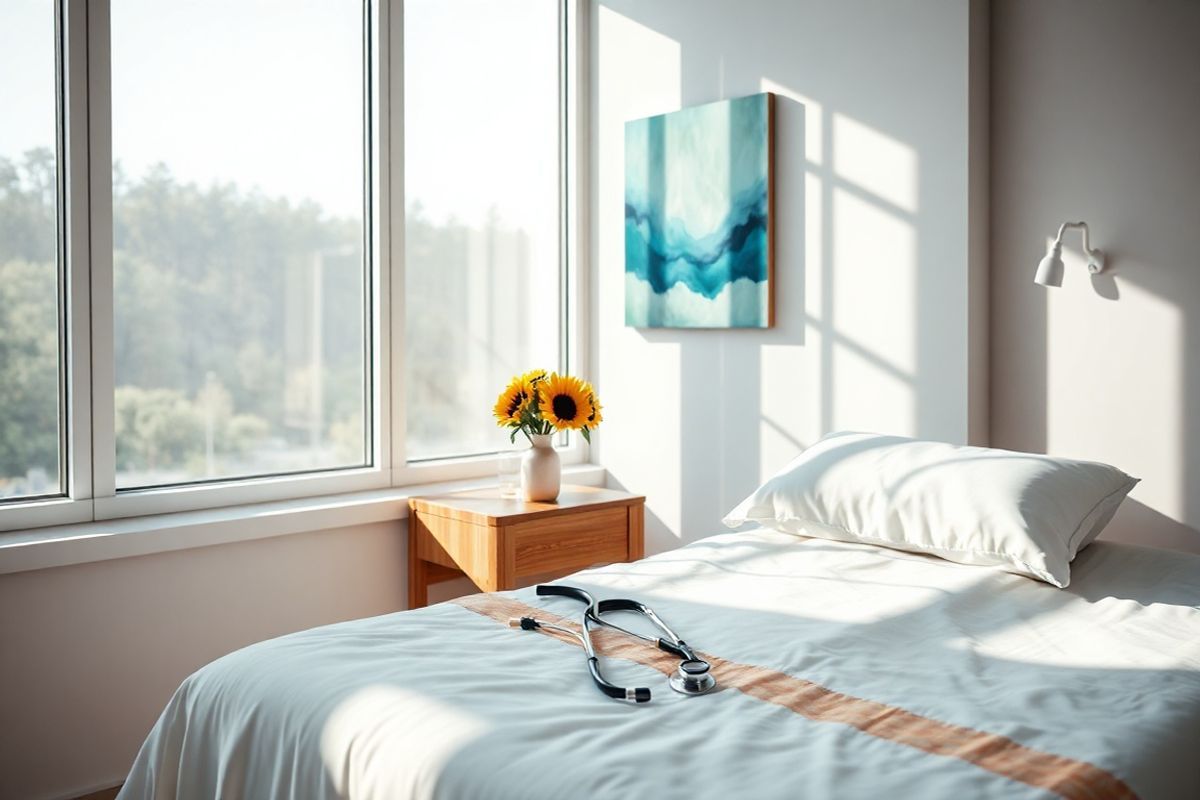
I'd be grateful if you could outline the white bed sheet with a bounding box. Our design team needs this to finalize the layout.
[118,529,1200,800]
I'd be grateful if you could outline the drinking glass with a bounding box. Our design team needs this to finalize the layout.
[497,448,523,498]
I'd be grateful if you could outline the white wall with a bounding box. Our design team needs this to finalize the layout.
[591,0,988,553]
[990,0,1200,553]
[0,522,407,800]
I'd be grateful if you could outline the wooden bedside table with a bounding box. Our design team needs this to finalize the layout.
[407,485,645,609]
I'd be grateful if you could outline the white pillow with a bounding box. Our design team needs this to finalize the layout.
[722,432,1138,587]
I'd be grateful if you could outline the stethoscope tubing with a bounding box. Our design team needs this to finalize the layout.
[511,614,648,701]
[538,585,695,656]
[526,583,712,702]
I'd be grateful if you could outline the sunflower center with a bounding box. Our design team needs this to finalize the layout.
[552,394,578,421]
[507,390,527,416]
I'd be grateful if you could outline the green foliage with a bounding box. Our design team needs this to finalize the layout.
[0,259,61,491]
[1,149,367,492]
[0,150,61,494]
[0,148,57,263]
[114,386,204,473]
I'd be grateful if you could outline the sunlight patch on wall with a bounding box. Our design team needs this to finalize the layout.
[759,77,823,165]
[828,187,917,435]
[804,171,825,313]
[831,342,916,436]
[1047,254,1183,520]
[753,77,821,474]
[833,113,919,214]
[597,6,682,123]
[760,343,813,475]
[832,188,917,379]
[759,78,824,325]
[596,5,683,539]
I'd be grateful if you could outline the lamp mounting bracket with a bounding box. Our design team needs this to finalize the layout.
[1053,221,1106,274]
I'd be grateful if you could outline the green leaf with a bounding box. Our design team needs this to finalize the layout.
[581,427,590,444]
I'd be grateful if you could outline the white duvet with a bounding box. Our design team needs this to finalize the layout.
[118,529,1200,800]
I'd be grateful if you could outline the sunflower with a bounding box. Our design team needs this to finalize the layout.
[538,372,591,431]
[493,375,534,425]
[585,389,603,427]
[521,368,548,387]
[579,384,603,443]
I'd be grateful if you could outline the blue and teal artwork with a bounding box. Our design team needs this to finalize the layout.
[625,93,774,328]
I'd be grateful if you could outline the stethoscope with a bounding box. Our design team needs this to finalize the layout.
[509,583,717,703]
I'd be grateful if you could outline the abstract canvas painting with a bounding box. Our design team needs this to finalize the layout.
[625,93,774,328]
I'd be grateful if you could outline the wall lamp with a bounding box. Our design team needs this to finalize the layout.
[1034,221,1105,287]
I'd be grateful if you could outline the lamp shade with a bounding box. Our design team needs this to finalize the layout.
[1034,245,1064,287]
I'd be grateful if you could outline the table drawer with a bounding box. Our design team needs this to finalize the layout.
[508,506,630,577]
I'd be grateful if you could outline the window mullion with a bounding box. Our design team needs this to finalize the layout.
[368,0,391,480]
[61,0,94,511]
[387,0,407,478]
[84,0,116,501]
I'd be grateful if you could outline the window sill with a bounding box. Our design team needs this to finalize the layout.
[0,464,607,576]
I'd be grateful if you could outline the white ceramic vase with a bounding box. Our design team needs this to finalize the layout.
[521,433,560,502]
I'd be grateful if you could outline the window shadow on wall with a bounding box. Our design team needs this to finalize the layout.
[600,0,968,547]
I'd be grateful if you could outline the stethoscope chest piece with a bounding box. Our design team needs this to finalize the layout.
[669,658,716,695]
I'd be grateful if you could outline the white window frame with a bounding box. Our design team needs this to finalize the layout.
[0,0,588,532]
[2,0,93,532]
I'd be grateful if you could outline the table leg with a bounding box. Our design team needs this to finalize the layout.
[408,527,428,609]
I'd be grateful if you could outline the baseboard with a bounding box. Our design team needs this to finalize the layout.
[69,786,121,800]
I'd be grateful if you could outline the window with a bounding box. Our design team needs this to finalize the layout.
[403,0,564,461]
[110,0,369,488]
[0,0,579,529]
[0,1,64,501]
